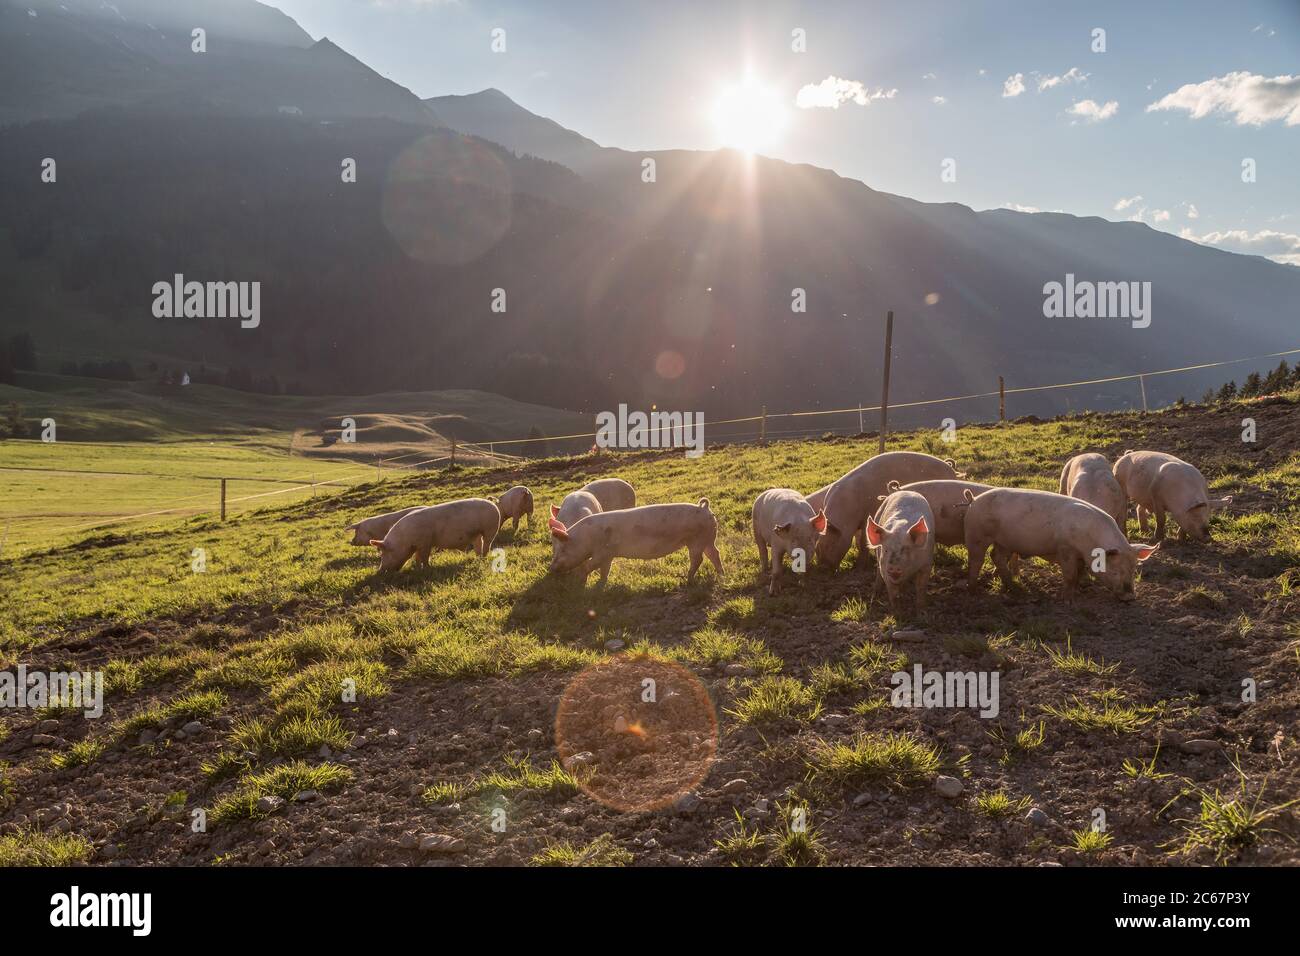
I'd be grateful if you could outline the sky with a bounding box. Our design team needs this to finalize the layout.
[274,0,1300,265]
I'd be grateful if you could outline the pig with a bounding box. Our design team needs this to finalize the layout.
[549,491,603,570]
[344,507,424,546]
[370,498,500,574]
[805,483,832,513]
[892,479,995,547]
[1113,450,1232,542]
[548,499,721,587]
[1059,453,1126,529]
[495,485,534,531]
[963,487,1158,601]
[580,477,636,512]
[752,489,827,595]
[867,490,935,617]
[815,452,964,570]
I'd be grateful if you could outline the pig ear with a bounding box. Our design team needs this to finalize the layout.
[865,516,885,548]
[1212,496,1232,511]
[1131,542,1159,562]
[548,517,569,540]
[550,504,560,518]
[773,522,792,537]
[907,516,929,543]
[369,539,385,549]
[811,510,827,534]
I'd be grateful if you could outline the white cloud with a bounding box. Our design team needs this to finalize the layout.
[1146,71,1300,126]
[922,72,937,80]
[1182,228,1300,265]
[977,68,987,77]
[1153,209,1171,223]
[1002,73,1025,98]
[1037,67,1088,92]
[1000,202,1040,213]
[1185,203,1199,220]
[1114,195,1144,211]
[796,76,898,109]
[932,96,947,105]
[1069,98,1119,122]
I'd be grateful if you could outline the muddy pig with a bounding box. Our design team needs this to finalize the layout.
[752,489,827,594]
[1059,453,1126,529]
[963,487,1158,601]
[816,453,963,570]
[1113,450,1231,542]
[867,490,935,617]
[549,498,721,587]
[371,498,500,574]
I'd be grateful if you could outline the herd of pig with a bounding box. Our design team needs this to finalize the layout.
[343,448,1231,616]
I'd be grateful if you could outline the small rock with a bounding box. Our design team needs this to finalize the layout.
[820,713,849,725]
[182,721,205,735]
[174,730,188,740]
[419,834,466,854]
[255,795,286,814]
[673,791,702,814]
[292,790,321,803]
[398,832,419,850]
[721,778,748,795]
[317,745,333,759]
[562,751,595,772]
[38,719,60,732]
[852,792,873,808]
[32,733,58,746]
[1025,807,1051,827]
[526,729,544,741]
[47,819,72,834]
[723,663,755,677]
[890,628,927,642]
[613,716,628,733]
[1180,739,1222,755]
[604,639,626,652]
[98,844,119,860]
[934,775,964,799]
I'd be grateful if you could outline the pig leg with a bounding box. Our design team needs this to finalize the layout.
[414,545,431,568]
[768,544,784,595]
[1153,508,1166,542]
[853,526,869,569]
[754,522,769,574]
[705,543,723,576]
[593,558,613,588]
[991,546,1016,591]
[967,541,989,593]
[883,579,902,617]
[1136,505,1150,535]
[1057,550,1082,600]
[913,567,931,616]
[511,516,520,532]
[687,548,704,584]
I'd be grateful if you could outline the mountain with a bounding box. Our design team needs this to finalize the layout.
[3,7,1298,425]
[0,0,437,126]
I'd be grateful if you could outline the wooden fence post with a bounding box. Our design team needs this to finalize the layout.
[760,405,767,444]
[220,478,227,521]
[878,311,894,454]
[858,404,864,435]
[999,376,1005,423]
[1139,374,1149,413]
[450,436,457,466]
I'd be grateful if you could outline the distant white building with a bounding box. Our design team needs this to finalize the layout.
[181,372,191,386]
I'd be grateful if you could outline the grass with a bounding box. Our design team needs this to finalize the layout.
[1042,693,1162,735]
[529,833,632,867]
[210,760,353,823]
[423,756,581,805]
[725,676,823,725]
[988,718,1046,762]
[1044,636,1118,677]
[1162,765,1299,864]
[773,801,826,867]
[808,732,943,791]
[715,811,769,866]
[1065,828,1114,853]
[1121,744,1171,780]
[974,790,1033,818]
[0,828,94,866]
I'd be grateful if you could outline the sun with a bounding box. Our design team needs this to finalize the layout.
[712,78,788,153]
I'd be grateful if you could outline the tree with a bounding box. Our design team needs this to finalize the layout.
[0,344,13,386]
[1215,380,1237,403]
[1262,360,1290,395]
[1241,371,1263,398]
[1,402,25,439]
